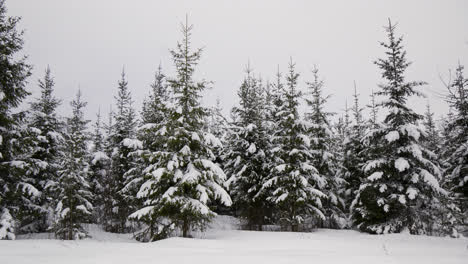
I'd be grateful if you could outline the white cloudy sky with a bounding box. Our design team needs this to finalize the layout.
[9,0,468,122]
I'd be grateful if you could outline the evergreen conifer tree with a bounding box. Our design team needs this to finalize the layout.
[54,90,93,240]
[422,104,441,153]
[443,63,468,230]
[263,59,327,231]
[141,64,170,125]
[304,67,346,228]
[89,110,110,224]
[335,102,351,149]
[130,18,231,241]
[98,106,116,227]
[207,99,228,144]
[351,20,445,234]
[342,86,366,211]
[334,102,351,212]
[271,67,286,124]
[0,0,33,240]
[225,66,272,230]
[107,69,139,233]
[206,98,229,215]
[424,106,460,236]
[25,66,64,232]
[137,65,171,154]
[122,66,171,236]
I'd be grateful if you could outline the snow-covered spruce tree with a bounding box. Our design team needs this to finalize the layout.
[23,66,65,232]
[263,59,327,231]
[270,67,286,125]
[342,86,367,210]
[440,109,456,172]
[263,79,275,127]
[359,89,384,193]
[122,66,171,237]
[106,69,139,233]
[257,68,285,225]
[304,66,346,228]
[103,106,115,162]
[207,99,228,153]
[335,102,351,154]
[137,64,171,152]
[0,0,33,240]
[97,106,116,227]
[333,102,350,209]
[443,63,468,230]
[141,64,170,125]
[225,66,272,230]
[88,109,110,224]
[422,104,441,154]
[129,19,231,241]
[205,99,231,215]
[351,20,445,235]
[263,78,280,156]
[439,109,456,185]
[54,90,93,240]
[437,110,464,236]
[263,67,287,177]
[132,64,170,168]
[422,104,460,236]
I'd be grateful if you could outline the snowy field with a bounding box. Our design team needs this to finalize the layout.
[0,216,466,264]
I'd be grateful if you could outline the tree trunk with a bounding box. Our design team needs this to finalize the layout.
[182,220,190,238]
[68,198,73,240]
[291,224,298,232]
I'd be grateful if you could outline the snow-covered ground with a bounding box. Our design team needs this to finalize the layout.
[0,216,466,264]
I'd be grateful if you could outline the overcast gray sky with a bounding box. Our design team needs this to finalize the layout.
[9,0,468,123]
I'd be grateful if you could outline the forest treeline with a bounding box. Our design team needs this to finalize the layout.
[0,1,467,241]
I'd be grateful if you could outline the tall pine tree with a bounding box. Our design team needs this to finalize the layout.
[89,109,110,224]
[130,18,231,241]
[225,66,272,230]
[443,63,468,231]
[122,65,172,238]
[342,85,366,212]
[304,66,346,228]
[25,66,64,232]
[107,69,139,233]
[54,90,93,240]
[352,20,445,235]
[0,0,33,240]
[263,59,327,231]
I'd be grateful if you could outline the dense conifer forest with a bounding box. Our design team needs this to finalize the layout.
[1,0,467,242]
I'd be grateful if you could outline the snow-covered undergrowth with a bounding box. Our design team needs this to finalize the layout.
[0,216,466,264]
